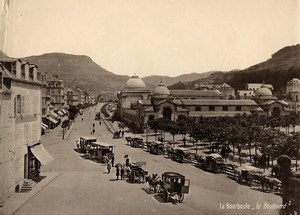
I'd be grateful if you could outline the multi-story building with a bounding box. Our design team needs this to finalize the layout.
[45,73,65,110]
[286,78,300,114]
[75,87,86,105]
[194,83,235,99]
[65,87,79,106]
[237,83,274,99]
[41,73,50,118]
[0,59,53,204]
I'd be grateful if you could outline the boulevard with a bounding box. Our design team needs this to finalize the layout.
[14,104,281,215]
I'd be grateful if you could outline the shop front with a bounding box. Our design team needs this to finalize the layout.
[25,142,53,181]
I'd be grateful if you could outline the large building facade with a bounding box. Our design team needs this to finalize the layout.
[0,59,53,203]
[117,77,260,132]
[286,78,300,114]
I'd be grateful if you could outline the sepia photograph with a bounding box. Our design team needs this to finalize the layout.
[0,0,299,214]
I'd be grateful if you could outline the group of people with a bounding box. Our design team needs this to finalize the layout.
[106,156,131,180]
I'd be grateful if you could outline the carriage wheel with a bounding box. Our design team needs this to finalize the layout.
[139,175,145,183]
[247,179,252,187]
[164,191,170,202]
[214,165,219,173]
[178,193,184,202]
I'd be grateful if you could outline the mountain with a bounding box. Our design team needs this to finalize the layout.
[142,71,215,87]
[2,44,299,96]
[22,53,129,94]
[169,45,300,94]
[226,45,300,93]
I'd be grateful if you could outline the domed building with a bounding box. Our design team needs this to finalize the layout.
[125,75,146,90]
[116,75,151,122]
[254,87,273,97]
[252,85,292,117]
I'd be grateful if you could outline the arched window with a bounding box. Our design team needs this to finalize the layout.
[163,107,172,121]
[272,107,281,117]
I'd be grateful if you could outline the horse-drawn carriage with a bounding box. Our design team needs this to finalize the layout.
[77,136,97,153]
[196,153,225,173]
[113,130,121,138]
[149,141,164,155]
[146,172,190,202]
[171,148,191,163]
[126,162,148,183]
[86,142,115,163]
[131,138,144,148]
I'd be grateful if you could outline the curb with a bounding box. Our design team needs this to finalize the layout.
[0,172,60,215]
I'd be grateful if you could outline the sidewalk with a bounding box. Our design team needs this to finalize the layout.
[0,122,73,214]
[0,172,59,215]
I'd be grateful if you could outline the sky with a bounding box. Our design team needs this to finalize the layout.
[0,0,299,77]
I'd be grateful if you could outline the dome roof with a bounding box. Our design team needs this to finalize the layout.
[154,81,170,95]
[255,87,273,97]
[125,75,146,89]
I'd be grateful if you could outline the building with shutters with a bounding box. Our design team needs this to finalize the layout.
[286,78,300,114]
[0,59,53,204]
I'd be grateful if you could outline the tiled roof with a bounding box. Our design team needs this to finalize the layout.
[170,90,222,97]
[260,100,288,106]
[180,99,258,106]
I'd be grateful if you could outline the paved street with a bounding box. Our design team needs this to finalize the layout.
[13,104,281,215]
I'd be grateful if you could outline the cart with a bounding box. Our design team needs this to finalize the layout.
[171,148,191,163]
[149,141,164,155]
[77,136,97,153]
[157,172,190,202]
[127,162,148,183]
[197,153,225,173]
[87,142,115,162]
[235,165,263,187]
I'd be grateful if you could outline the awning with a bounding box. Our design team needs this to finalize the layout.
[30,143,54,166]
[46,116,58,124]
[41,124,47,130]
[41,123,48,129]
[50,112,59,118]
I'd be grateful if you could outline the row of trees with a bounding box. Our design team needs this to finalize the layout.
[148,114,300,167]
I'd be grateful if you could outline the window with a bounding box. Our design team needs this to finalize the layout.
[195,106,201,111]
[209,106,215,111]
[21,65,25,78]
[29,68,34,80]
[222,106,228,111]
[11,63,16,75]
[15,95,25,114]
[236,106,241,111]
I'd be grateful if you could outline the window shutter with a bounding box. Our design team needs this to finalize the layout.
[14,96,17,115]
[21,96,25,114]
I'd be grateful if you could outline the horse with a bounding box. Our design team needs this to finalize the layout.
[145,173,161,193]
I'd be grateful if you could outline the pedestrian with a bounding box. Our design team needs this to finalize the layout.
[103,154,108,164]
[121,130,124,138]
[93,123,95,128]
[99,121,101,126]
[121,165,125,180]
[92,129,95,135]
[116,166,120,180]
[111,154,115,167]
[125,157,130,167]
[82,118,83,122]
[107,160,112,173]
